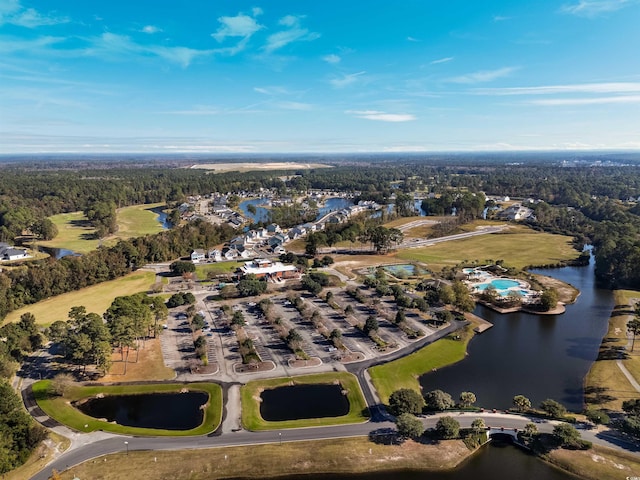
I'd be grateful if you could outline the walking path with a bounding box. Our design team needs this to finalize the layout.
[618,330,640,392]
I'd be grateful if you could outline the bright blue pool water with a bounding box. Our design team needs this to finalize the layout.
[476,279,522,292]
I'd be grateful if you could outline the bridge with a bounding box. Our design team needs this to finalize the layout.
[486,426,520,441]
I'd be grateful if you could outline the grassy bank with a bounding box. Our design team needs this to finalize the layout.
[240,372,369,430]
[115,203,167,239]
[585,289,640,411]
[4,270,155,326]
[32,381,222,436]
[195,261,244,280]
[396,229,579,271]
[59,437,472,480]
[5,431,70,480]
[369,327,473,404]
[545,444,640,480]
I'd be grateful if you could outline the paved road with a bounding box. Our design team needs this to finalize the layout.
[30,409,639,480]
[400,225,507,248]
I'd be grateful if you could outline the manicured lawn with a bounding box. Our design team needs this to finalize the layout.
[396,230,579,271]
[32,381,222,436]
[240,372,369,430]
[585,290,640,411]
[4,270,155,326]
[195,261,244,280]
[38,203,166,254]
[37,211,101,254]
[369,328,474,404]
[115,203,167,238]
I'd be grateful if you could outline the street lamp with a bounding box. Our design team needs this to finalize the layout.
[278,432,282,446]
[124,441,129,455]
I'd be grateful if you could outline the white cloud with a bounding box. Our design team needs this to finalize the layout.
[493,15,512,21]
[84,33,213,67]
[407,36,420,42]
[141,25,162,34]
[263,15,320,53]
[383,145,428,152]
[212,12,263,42]
[347,110,416,122]
[475,82,640,95]
[160,106,221,115]
[329,71,366,88]
[560,0,639,17]
[252,7,263,17]
[0,0,69,28]
[0,35,66,54]
[431,56,454,65]
[448,67,518,84]
[274,101,313,111]
[528,95,640,105]
[323,53,341,64]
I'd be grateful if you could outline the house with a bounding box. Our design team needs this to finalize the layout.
[266,223,282,234]
[190,249,206,263]
[240,258,298,279]
[499,204,533,221]
[229,236,247,248]
[222,247,238,260]
[302,222,316,233]
[268,233,288,248]
[208,249,222,262]
[0,242,28,261]
[288,226,305,240]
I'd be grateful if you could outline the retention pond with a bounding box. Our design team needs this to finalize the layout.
[260,384,350,421]
[75,391,208,430]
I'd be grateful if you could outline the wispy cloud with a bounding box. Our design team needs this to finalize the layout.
[560,0,639,17]
[274,101,313,111]
[475,82,640,95]
[83,33,213,67]
[141,25,162,34]
[329,71,366,88]
[253,86,295,96]
[528,95,640,105]
[407,36,420,42]
[263,15,320,53]
[322,53,341,64]
[160,106,221,115]
[0,35,67,54]
[448,67,518,84]
[493,15,512,22]
[431,56,454,65]
[0,0,69,28]
[347,110,416,122]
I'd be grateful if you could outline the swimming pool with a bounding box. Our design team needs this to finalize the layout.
[476,279,523,293]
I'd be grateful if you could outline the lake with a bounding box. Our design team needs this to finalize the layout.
[420,251,613,411]
[260,384,350,421]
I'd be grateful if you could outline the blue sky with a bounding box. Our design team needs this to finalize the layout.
[1,0,639,153]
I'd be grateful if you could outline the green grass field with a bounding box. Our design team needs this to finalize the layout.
[396,230,579,271]
[32,381,222,436]
[240,372,369,430]
[369,328,473,404]
[4,270,155,325]
[37,203,166,254]
[195,261,244,280]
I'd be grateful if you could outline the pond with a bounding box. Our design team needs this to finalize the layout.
[260,384,350,421]
[150,205,172,229]
[419,250,613,411]
[239,198,271,223]
[317,197,353,219]
[37,245,80,259]
[75,391,208,430]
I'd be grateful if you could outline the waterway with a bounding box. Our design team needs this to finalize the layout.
[239,197,355,224]
[420,251,613,412]
[150,205,172,229]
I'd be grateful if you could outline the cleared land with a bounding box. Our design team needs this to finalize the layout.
[101,337,175,382]
[397,230,579,271]
[5,431,69,480]
[241,372,369,430]
[585,290,640,411]
[32,381,223,436]
[4,270,155,325]
[369,327,474,404]
[37,203,166,254]
[195,261,244,280]
[189,162,332,173]
[60,437,472,480]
